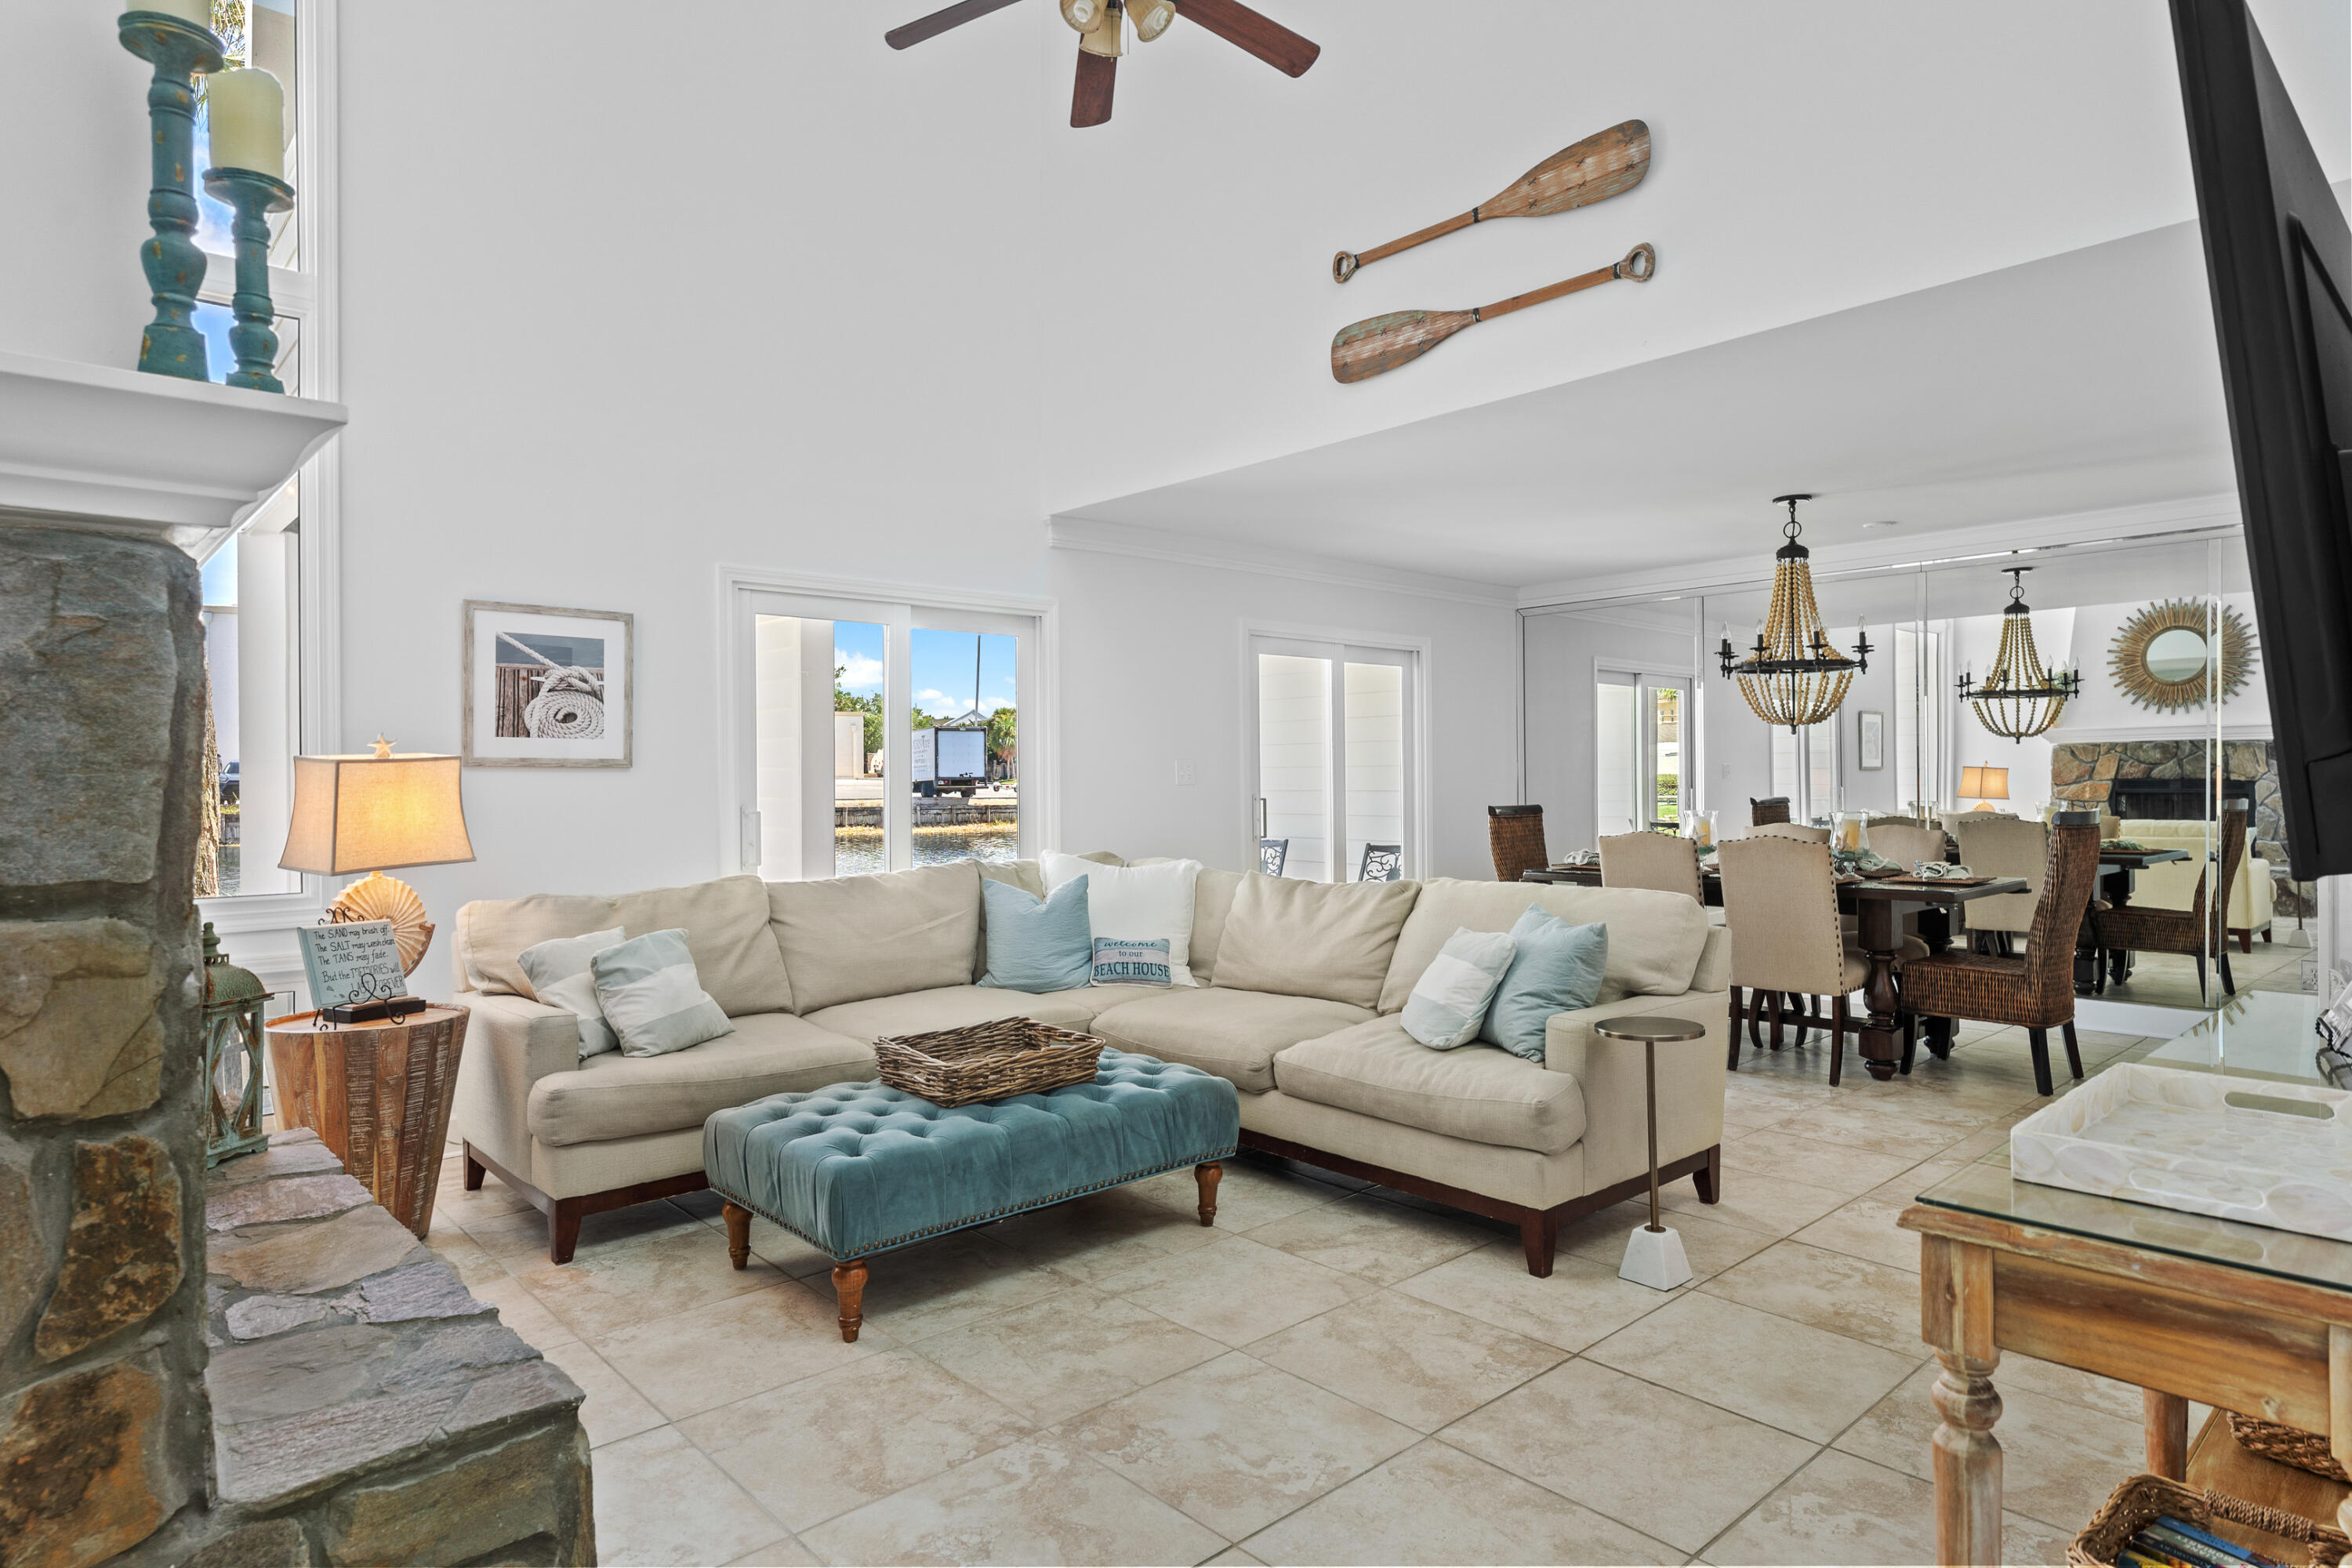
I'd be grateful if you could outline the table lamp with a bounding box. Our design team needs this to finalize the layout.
[278,738,474,978]
[1958,764,2010,813]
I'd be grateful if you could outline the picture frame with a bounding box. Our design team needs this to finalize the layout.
[462,601,633,768]
[1857,710,1885,771]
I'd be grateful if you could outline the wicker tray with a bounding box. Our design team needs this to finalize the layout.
[873,1017,1105,1108]
[2228,1414,2352,1484]
[2071,1472,2349,1567]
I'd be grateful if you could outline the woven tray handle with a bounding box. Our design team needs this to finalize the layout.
[2202,1486,2352,1558]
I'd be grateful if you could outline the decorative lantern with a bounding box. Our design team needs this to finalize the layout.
[201,921,271,1166]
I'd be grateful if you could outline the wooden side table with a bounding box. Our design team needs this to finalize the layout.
[266,1004,469,1238]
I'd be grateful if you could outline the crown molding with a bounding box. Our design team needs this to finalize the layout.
[1515,492,2245,611]
[1046,514,1519,608]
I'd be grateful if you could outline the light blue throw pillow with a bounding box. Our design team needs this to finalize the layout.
[1480,905,1609,1062]
[978,876,1094,993]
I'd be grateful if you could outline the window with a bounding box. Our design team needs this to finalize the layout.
[1595,670,1690,836]
[1769,720,1838,822]
[1249,636,1419,880]
[1894,626,1944,815]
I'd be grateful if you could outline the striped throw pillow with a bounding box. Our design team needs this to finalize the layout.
[1401,927,1517,1049]
[517,926,627,1058]
[589,928,735,1058]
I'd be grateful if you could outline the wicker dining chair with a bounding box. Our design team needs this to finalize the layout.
[1751,796,1792,827]
[1488,804,1548,882]
[1599,832,1704,906]
[2092,803,2248,1000]
[1719,836,1921,1086]
[1900,818,2103,1096]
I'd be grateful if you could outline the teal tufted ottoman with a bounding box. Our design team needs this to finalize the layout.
[702,1047,1240,1341]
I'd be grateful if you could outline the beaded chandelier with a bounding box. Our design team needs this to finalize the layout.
[1958,567,2079,741]
[1716,495,1870,731]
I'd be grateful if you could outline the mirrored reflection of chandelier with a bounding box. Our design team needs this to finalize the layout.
[1958,567,2080,742]
[1715,494,1871,731]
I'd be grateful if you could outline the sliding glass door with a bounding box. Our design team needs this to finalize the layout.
[1596,670,1690,836]
[1250,637,1417,881]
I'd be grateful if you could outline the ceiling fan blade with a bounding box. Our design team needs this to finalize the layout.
[885,0,1025,50]
[1072,45,1116,125]
[1175,0,1319,76]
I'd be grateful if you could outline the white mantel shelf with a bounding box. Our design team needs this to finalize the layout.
[0,349,347,546]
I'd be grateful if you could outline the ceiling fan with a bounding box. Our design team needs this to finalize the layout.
[885,0,1319,128]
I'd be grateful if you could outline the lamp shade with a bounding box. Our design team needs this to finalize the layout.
[279,751,474,874]
[1958,765,2011,802]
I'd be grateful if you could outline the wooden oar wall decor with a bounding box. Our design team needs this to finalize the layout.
[1330,243,1655,383]
[1332,120,1651,284]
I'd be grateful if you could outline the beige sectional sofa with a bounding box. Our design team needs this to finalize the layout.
[448,855,1730,1275]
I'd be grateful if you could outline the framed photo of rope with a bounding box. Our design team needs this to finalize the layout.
[462,601,633,768]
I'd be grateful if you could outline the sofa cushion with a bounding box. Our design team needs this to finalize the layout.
[612,875,796,1017]
[768,861,982,1013]
[1379,880,1708,1014]
[457,892,622,999]
[1186,869,1244,987]
[1273,1017,1588,1154]
[524,1011,875,1146]
[1209,875,1421,1009]
[1089,986,1374,1094]
[805,984,1103,1043]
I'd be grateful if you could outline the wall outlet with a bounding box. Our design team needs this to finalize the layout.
[1719,763,1731,781]
[1174,760,1197,786]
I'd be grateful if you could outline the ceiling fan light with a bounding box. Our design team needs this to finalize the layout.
[1060,0,1107,34]
[1131,0,1174,41]
[1078,3,1124,56]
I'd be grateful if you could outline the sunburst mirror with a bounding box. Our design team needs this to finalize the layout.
[2108,598,2256,711]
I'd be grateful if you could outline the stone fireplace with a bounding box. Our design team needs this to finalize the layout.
[2051,739,2307,918]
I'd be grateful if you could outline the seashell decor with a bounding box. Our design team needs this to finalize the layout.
[330,870,435,975]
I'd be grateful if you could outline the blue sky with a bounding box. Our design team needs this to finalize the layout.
[836,625,1018,718]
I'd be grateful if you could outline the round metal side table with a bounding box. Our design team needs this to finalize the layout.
[1592,1014,1707,1290]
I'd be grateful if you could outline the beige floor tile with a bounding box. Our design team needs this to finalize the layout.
[589,1425,785,1568]
[591,1278,887,1421]
[679,1348,1033,1532]
[1789,1192,1922,1273]
[1243,1192,1493,1284]
[1720,1131,1922,1196]
[464,1272,577,1349]
[466,1198,700,1264]
[1583,1291,1919,1443]
[1202,1551,1265,1566]
[724,1538,819,1566]
[1864,1157,1969,1206]
[1440,1359,1817,1554]
[986,1189,1227,1287]
[674,1187,836,1277]
[1700,1241,1929,1356]
[1395,1240,1679,1352]
[1064,1351,1417,1540]
[433,1172,537,1226]
[422,1227,511,1289]
[1994,1352,2149,1423]
[1096,1235,1374,1346]
[1243,1438,1679,1566]
[800,1432,1225,1567]
[512,1227,788,1341]
[918,1286,1225,1425]
[1835,1361,2147,1531]
[1766,1104,1984,1157]
[535,1336,664,1448]
[851,1230,1066,1342]
[1130,1158,1352,1229]
[1558,1204,1778,1281]
[1659,1170,1850,1238]
[1703,1446,2067,1566]
[1247,1289,1565,1432]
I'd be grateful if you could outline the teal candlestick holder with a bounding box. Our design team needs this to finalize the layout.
[118,11,227,380]
[201,166,294,392]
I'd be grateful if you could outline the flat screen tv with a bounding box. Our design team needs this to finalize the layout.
[2172,0,2352,880]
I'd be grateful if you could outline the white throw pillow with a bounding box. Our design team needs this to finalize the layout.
[589,928,735,1058]
[516,927,627,1058]
[1401,927,1517,1049]
[1042,853,1201,987]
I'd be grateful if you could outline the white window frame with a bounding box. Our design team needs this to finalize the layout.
[717,565,1056,879]
[1594,659,1693,839]
[1240,622,1429,883]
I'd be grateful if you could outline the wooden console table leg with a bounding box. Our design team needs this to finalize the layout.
[1922,1236,2002,1566]
[1195,1162,1221,1227]
[723,1202,751,1271]
[833,1259,868,1343]
[2144,1389,2188,1479]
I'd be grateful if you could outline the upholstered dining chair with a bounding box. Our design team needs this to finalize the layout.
[1947,816,2049,956]
[1751,796,1792,826]
[2092,803,2248,999]
[1749,822,1832,844]
[1867,822,1950,877]
[1900,817,2103,1096]
[1719,836,1921,1087]
[1599,832,1704,906]
[1488,804,1548,882]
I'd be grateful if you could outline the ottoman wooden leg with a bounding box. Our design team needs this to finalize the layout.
[723,1202,751,1271]
[833,1260,868,1343]
[1195,1162,1221,1227]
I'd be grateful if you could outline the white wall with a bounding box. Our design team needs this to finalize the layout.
[1522,609,1697,849]
[2049,593,2273,742]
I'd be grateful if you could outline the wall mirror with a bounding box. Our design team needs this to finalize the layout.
[2109,598,2256,711]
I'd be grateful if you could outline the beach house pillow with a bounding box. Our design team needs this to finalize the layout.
[978,876,1093,993]
[589,929,735,1058]
[516,927,627,1058]
[1482,905,1610,1062]
[1041,852,1202,986]
[1401,927,1517,1048]
[1091,937,1172,987]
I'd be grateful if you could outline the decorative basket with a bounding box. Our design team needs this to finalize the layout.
[2069,1473,2348,1568]
[873,1017,1105,1108]
[2227,1414,2352,1483]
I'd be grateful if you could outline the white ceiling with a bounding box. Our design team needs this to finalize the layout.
[1054,215,2244,590]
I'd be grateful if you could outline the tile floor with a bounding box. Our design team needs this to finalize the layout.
[424,1019,2216,1566]
[2082,931,2311,1011]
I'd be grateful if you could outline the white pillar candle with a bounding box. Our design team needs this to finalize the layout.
[205,67,285,180]
[140,0,215,28]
